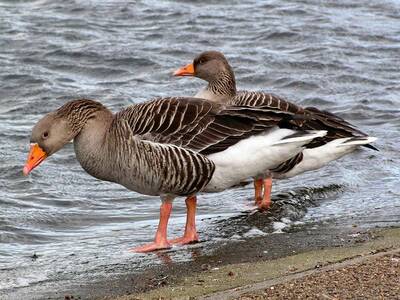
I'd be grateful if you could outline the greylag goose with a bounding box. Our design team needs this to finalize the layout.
[173,51,377,209]
[23,97,326,252]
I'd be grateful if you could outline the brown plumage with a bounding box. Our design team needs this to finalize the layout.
[235,91,377,150]
[114,96,305,155]
[24,96,320,252]
[174,50,377,210]
[176,50,377,152]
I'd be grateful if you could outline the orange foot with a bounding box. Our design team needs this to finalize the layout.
[169,234,199,245]
[257,200,271,211]
[255,196,263,207]
[129,241,171,253]
[258,177,272,211]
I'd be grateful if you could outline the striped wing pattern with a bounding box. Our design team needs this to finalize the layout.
[116,97,300,155]
[110,118,215,196]
[233,91,370,143]
[232,90,375,173]
[110,97,301,195]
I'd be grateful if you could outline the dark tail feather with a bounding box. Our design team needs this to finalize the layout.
[363,143,379,151]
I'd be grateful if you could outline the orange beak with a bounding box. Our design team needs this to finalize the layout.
[173,63,195,76]
[23,143,47,176]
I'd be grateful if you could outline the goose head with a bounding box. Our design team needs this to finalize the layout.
[23,99,107,175]
[23,112,75,175]
[173,51,234,83]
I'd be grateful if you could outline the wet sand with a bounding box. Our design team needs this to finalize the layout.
[110,227,400,300]
[43,225,399,300]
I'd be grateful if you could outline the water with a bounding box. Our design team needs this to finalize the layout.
[1,0,399,297]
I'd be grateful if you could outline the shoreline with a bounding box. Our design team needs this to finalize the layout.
[4,220,399,300]
[35,223,398,300]
[114,227,400,300]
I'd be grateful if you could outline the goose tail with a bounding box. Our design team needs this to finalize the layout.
[273,130,327,146]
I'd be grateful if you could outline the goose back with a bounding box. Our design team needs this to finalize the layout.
[232,91,375,149]
[114,97,303,155]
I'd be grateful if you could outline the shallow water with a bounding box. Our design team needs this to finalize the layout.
[0,0,399,297]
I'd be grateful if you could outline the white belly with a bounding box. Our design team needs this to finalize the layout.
[203,128,327,192]
[273,136,376,179]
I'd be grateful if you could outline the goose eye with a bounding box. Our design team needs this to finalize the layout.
[42,132,49,139]
[198,59,205,65]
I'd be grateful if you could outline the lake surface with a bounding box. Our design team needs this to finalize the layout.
[0,0,399,298]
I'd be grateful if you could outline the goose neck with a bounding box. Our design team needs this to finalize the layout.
[206,70,237,102]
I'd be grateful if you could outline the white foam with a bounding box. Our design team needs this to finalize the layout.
[272,221,288,233]
[243,227,267,237]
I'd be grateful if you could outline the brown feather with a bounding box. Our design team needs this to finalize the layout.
[116,97,300,155]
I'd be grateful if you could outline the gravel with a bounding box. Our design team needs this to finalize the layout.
[238,252,400,300]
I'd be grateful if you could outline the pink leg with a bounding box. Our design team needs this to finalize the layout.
[254,178,263,206]
[169,196,199,245]
[130,200,173,253]
[259,176,272,210]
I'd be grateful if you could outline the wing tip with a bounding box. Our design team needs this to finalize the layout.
[363,137,379,151]
[338,136,379,151]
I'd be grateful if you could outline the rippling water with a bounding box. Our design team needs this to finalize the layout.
[1,0,399,297]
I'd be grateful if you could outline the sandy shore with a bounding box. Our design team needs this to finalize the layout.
[236,250,400,300]
[107,227,400,300]
[10,223,399,300]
